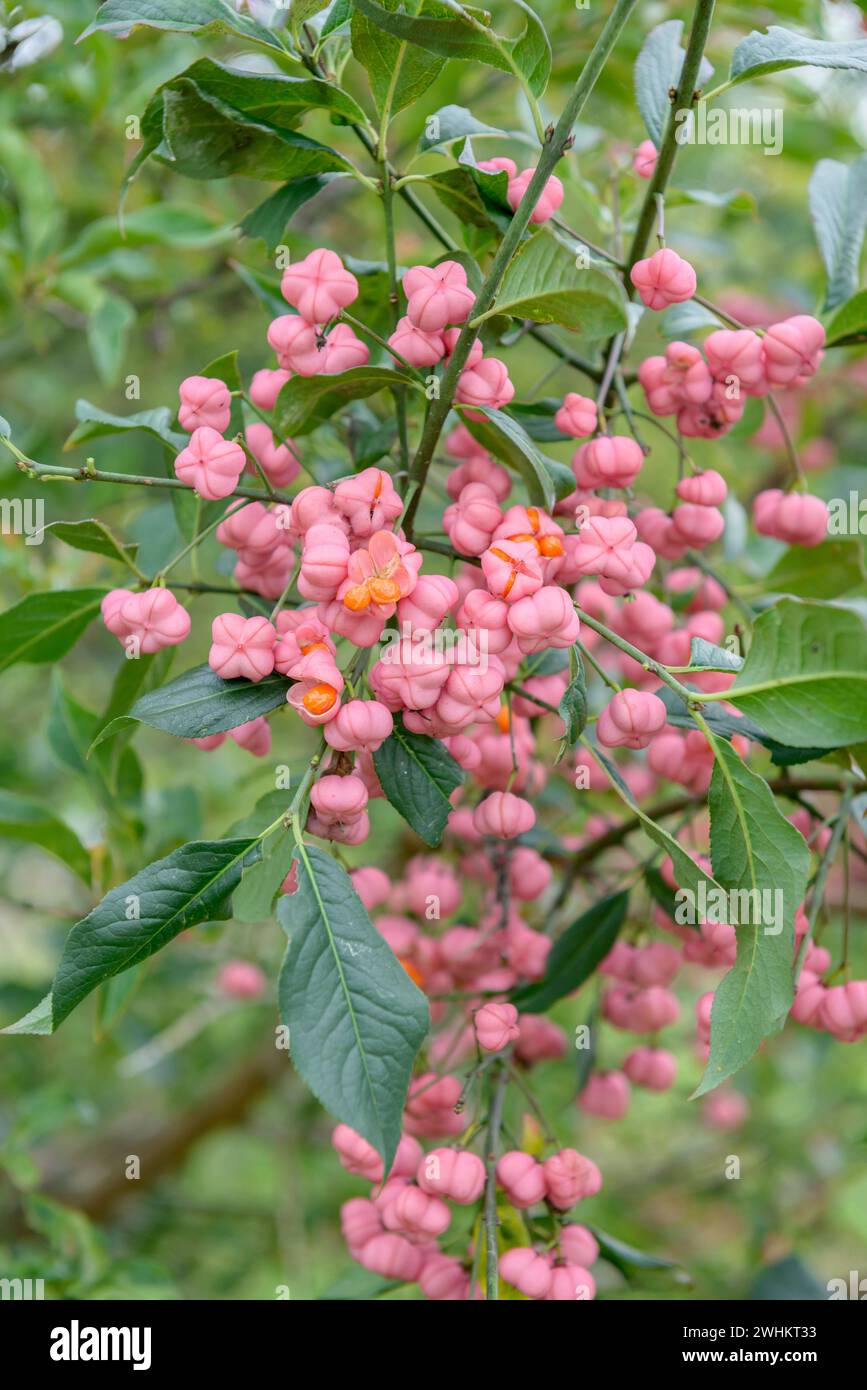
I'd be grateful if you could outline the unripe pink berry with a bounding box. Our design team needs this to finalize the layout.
[543,1149,603,1208]
[216,960,266,999]
[496,1150,547,1208]
[178,375,231,433]
[175,427,246,500]
[579,1071,631,1120]
[630,248,697,310]
[623,1046,677,1091]
[473,791,536,840]
[474,1001,520,1052]
[500,1247,553,1298]
[417,1148,486,1204]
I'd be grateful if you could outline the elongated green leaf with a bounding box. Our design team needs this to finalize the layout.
[589,1226,682,1276]
[688,638,744,672]
[825,289,867,347]
[761,537,866,601]
[4,839,260,1034]
[233,827,295,923]
[695,738,809,1096]
[274,367,416,436]
[556,645,587,760]
[373,716,464,847]
[0,791,90,883]
[151,56,367,131]
[0,589,107,674]
[80,0,286,53]
[808,157,867,312]
[728,25,867,89]
[634,20,714,146]
[277,845,429,1171]
[351,0,447,123]
[511,892,628,1013]
[60,205,229,268]
[65,400,185,452]
[419,104,520,154]
[159,81,351,183]
[720,599,867,749]
[463,407,574,512]
[588,743,726,901]
[350,0,551,97]
[46,519,138,568]
[477,233,628,335]
[93,663,290,746]
[239,176,344,250]
[658,686,827,768]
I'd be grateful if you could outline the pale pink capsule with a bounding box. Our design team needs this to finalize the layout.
[178,375,231,433]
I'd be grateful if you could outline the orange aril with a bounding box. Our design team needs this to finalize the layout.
[302,682,338,715]
[368,576,401,604]
[343,583,372,611]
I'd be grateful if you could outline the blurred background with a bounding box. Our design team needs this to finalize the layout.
[1,0,866,1299]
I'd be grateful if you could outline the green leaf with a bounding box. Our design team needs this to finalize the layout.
[274,367,417,436]
[351,0,447,124]
[153,56,367,130]
[506,399,570,443]
[511,892,628,1013]
[728,25,867,90]
[239,176,344,250]
[289,0,329,40]
[476,233,628,335]
[748,1255,827,1302]
[60,204,229,268]
[198,349,242,393]
[589,1226,682,1276]
[87,293,136,386]
[372,715,464,847]
[425,166,511,232]
[318,1267,402,1299]
[687,637,744,672]
[0,589,107,674]
[93,663,290,746]
[761,537,866,600]
[99,649,176,737]
[65,400,186,452]
[658,686,828,769]
[808,157,867,313]
[419,104,524,154]
[46,519,139,568]
[0,791,90,883]
[2,994,54,1037]
[233,827,295,924]
[557,646,587,756]
[694,738,810,1096]
[350,0,551,97]
[721,599,867,749]
[825,289,867,347]
[634,20,714,146]
[80,0,287,54]
[588,743,726,901]
[158,80,350,183]
[463,407,574,512]
[277,844,429,1171]
[47,840,261,1032]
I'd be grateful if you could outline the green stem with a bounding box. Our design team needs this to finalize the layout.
[573,603,699,703]
[11,450,294,507]
[483,1061,509,1302]
[622,0,717,280]
[404,0,640,532]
